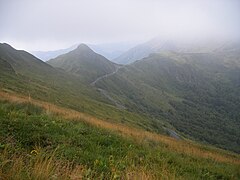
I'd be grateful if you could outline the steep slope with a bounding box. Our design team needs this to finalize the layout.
[0,58,15,75]
[0,43,54,77]
[1,43,240,179]
[0,43,111,117]
[47,44,118,83]
[0,43,93,100]
[1,91,239,179]
[0,43,168,134]
[95,51,240,152]
[1,43,239,152]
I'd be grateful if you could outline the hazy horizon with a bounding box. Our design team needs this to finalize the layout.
[1,0,240,51]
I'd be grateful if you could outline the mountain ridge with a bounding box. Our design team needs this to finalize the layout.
[95,50,240,152]
[47,43,118,83]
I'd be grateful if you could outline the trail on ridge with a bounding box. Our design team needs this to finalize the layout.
[90,66,126,109]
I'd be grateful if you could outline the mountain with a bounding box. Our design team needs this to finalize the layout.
[0,43,161,133]
[47,44,118,83]
[0,43,52,71]
[95,50,240,152]
[114,37,239,64]
[0,43,109,115]
[0,43,54,76]
[32,42,135,61]
[2,42,240,153]
[1,43,240,179]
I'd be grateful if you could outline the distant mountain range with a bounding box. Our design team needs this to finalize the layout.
[32,42,135,61]
[32,44,78,62]
[32,37,240,65]
[114,37,240,64]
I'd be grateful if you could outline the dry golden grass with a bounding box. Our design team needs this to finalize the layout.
[0,147,173,180]
[125,164,178,180]
[125,168,155,180]
[0,146,86,180]
[0,90,239,165]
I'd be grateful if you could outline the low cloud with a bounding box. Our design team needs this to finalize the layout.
[0,0,239,51]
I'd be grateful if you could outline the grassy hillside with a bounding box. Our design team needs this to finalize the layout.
[95,52,240,153]
[0,91,239,179]
[1,42,240,178]
[0,43,168,135]
[1,43,239,153]
[47,44,118,83]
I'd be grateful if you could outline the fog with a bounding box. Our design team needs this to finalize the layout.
[0,0,240,51]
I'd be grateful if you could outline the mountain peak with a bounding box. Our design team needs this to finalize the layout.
[76,44,93,53]
[0,43,14,50]
[47,42,117,83]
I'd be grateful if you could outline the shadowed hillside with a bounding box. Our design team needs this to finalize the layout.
[96,51,240,152]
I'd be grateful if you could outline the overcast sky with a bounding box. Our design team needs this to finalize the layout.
[0,0,240,51]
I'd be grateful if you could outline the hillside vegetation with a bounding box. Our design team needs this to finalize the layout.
[0,43,166,134]
[0,90,239,179]
[95,52,240,152]
[1,42,240,179]
[47,44,118,83]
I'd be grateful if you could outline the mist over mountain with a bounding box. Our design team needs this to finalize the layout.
[88,42,136,60]
[114,37,240,64]
[31,42,135,61]
[31,44,78,61]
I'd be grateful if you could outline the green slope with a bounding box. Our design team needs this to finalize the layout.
[0,43,240,179]
[1,98,239,179]
[0,43,166,133]
[0,43,55,78]
[1,42,239,152]
[95,52,240,152]
[47,44,118,83]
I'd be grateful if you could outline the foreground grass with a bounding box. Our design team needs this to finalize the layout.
[0,93,239,179]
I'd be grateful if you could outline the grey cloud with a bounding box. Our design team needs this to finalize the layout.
[0,0,239,51]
